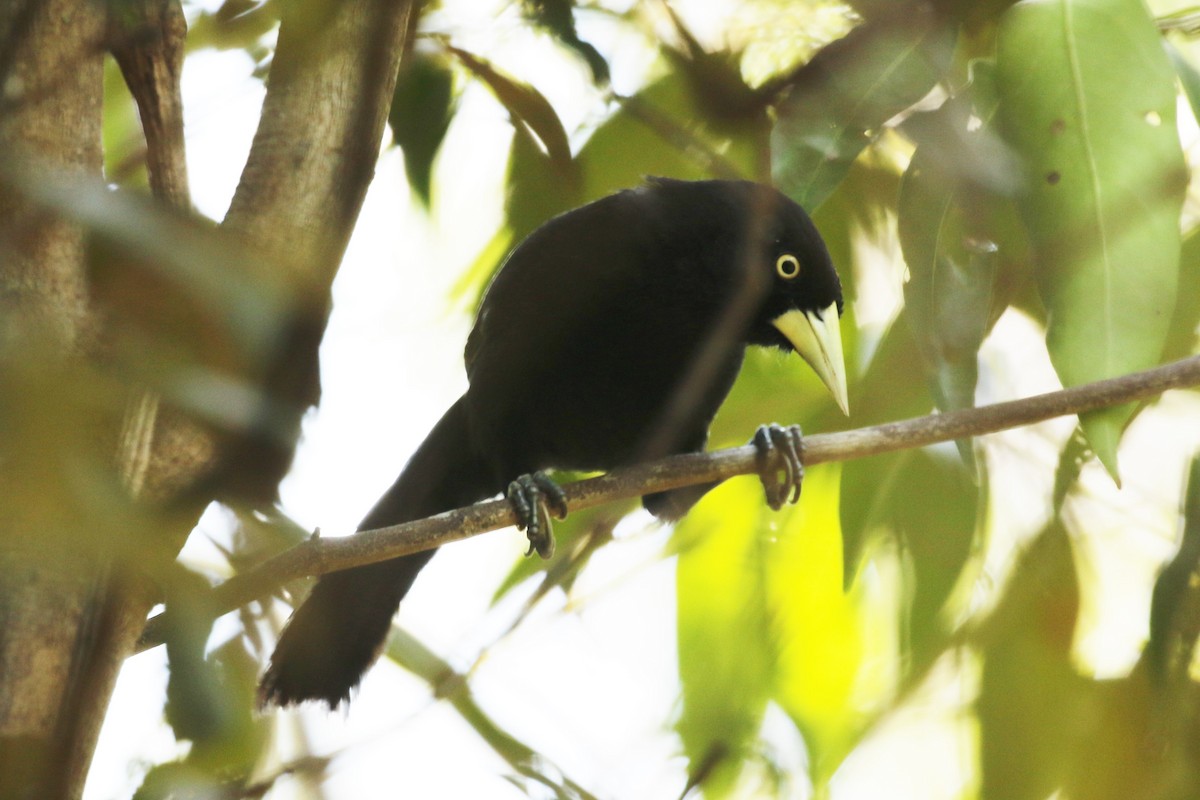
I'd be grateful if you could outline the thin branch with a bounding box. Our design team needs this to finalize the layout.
[136,354,1200,653]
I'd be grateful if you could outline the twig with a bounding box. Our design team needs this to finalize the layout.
[135,354,1200,653]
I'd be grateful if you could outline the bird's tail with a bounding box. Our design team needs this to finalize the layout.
[259,396,498,707]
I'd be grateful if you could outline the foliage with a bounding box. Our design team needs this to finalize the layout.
[14,0,1200,797]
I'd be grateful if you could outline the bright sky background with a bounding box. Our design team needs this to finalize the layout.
[84,2,1200,798]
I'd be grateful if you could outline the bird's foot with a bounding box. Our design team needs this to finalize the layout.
[753,424,804,511]
[507,471,569,559]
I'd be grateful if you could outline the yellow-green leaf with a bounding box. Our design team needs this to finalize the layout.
[768,464,884,783]
[675,479,774,798]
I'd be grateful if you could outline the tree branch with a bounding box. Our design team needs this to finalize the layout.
[136,354,1200,653]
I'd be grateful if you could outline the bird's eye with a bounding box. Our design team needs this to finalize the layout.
[775,253,801,280]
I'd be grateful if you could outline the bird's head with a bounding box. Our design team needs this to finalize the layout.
[740,183,849,416]
[637,178,849,415]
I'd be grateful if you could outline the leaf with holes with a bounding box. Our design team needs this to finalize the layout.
[996,0,1187,478]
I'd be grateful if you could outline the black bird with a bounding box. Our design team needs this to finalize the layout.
[260,178,848,707]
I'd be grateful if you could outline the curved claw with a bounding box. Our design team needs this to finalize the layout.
[506,471,568,559]
[752,424,805,511]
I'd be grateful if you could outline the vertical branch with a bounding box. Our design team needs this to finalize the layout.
[184,0,417,508]
[108,0,191,503]
[224,0,414,288]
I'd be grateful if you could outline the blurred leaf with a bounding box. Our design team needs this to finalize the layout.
[1147,454,1200,683]
[522,0,609,84]
[102,54,148,189]
[812,154,908,311]
[4,171,290,363]
[189,637,265,768]
[899,153,990,439]
[163,567,224,744]
[772,7,955,210]
[1051,427,1094,511]
[674,479,774,798]
[976,494,1196,800]
[1163,229,1200,361]
[579,67,764,195]
[843,308,936,425]
[464,63,773,311]
[1064,670,1175,800]
[3,166,324,503]
[663,8,766,127]
[442,122,584,310]
[187,0,280,57]
[448,45,573,173]
[450,225,515,306]
[505,124,582,248]
[768,465,871,783]
[841,446,978,666]
[897,66,1025,471]
[1166,38,1200,128]
[840,314,969,587]
[977,519,1087,800]
[133,762,221,800]
[11,171,307,411]
[845,0,1012,21]
[159,570,265,795]
[996,0,1187,478]
[390,52,457,207]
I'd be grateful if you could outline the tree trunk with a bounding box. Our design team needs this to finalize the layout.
[0,0,110,796]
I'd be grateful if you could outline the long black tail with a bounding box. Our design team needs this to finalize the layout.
[259,396,499,707]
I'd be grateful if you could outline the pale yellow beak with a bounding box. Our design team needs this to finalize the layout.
[771,302,849,415]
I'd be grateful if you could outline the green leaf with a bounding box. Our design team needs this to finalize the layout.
[996,0,1187,478]
[899,151,990,458]
[1163,228,1200,361]
[160,566,265,790]
[662,16,767,131]
[1147,454,1200,682]
[674,479,774,798]
[390,53,456,208]
[1166,38,1200,127]
[469,60,773,314]
[897,67,1027,471]
[771,8,955,210]
[710,333,857,449]
[187,0,281,56]
[841,446,979,666]
[102,55,147,189]
[449,46,573,173]
[838,313,977,587]
[767,465,878,784]
[577,67,764,196]
[507,123,581,234]
[977,519,1088,800]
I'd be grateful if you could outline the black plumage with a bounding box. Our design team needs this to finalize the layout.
[260,178,847,707]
